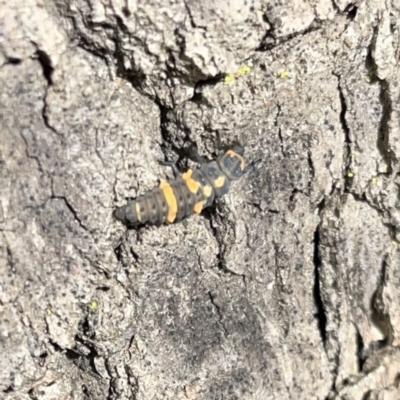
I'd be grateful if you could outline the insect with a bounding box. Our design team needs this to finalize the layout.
[114,141,257,227]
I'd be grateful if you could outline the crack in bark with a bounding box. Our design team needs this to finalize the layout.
[19,130,45,174]
[378,79,396,172]
[333,72,352,191]
[6,244,15,271]
[182,0,197,29]
[52,195,89,232]
[313,213,339,398]
[370,254,391,346]
[313,225,327,347]
[156,100,204,169]
[274,103,286,159]
[355,325,365,371]
[35,48,54,85]
[203,210,247,280]
[307,149,315,195]
[2,57,22,66]
[208,291,228,336]
[32,47,61,138]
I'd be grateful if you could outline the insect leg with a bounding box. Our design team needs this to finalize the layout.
[159,160,180,178]
[243,158,262,174]
[215,130,222,151]
[187,142,207,164]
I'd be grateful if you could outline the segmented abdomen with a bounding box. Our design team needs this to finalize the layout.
[114,149,246,227]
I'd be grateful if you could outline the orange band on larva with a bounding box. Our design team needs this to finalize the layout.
[226,150,245,170]
[114,147,249,227]
[159,180,178,223]
[203,185,212,197]
[193,201,204,214]
[185,178,200,193]
[135,202,142,222]
[181,169,193,180]
[213,175,226,188]
[182,169,201,193]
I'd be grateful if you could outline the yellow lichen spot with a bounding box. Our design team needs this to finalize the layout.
[379,163,388,173]
[391,239,397,246]
[224,73,236,84]
[213,176,226,188]
[46,307,52,315]
[159,180,177,223]
[236,65,251,76]
[279,70,289,79]
[224,65,251,84]
[193,201,204,214]
[371,176,378,185]
[203,185,213,197]
[89,300,97,311]
[347,170,354,178]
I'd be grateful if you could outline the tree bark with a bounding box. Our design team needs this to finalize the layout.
[1,0,400,399]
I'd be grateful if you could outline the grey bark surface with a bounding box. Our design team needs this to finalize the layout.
[1,0,399,399]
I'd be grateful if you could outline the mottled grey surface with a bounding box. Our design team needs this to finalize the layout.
[1,0,400,399]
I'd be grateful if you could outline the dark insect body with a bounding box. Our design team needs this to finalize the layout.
[114,145,252,227]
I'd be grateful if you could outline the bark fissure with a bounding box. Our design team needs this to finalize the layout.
[313,225,327,347]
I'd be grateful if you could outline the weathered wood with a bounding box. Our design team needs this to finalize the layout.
[1,1,399,399]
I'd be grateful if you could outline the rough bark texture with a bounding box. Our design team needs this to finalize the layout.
[1,0,400,399]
